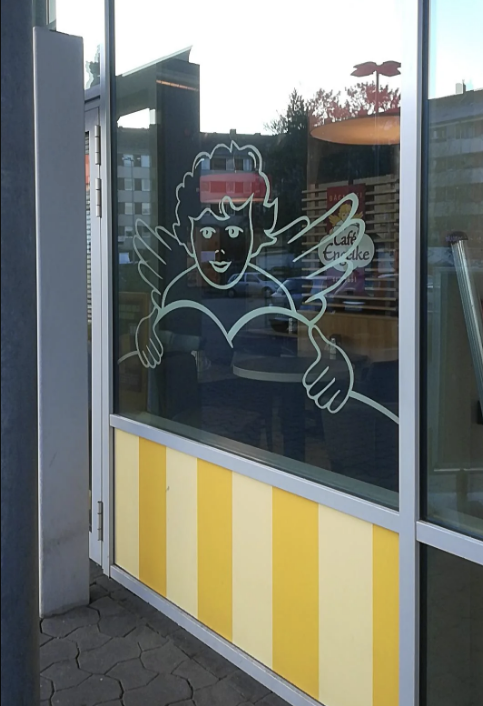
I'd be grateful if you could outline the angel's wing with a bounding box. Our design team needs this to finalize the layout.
[285,193,366,302]
[132,219,191,307]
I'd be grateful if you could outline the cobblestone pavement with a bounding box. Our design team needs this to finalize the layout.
[40,563,290,706]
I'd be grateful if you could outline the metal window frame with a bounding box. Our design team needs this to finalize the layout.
[99,0,115,574]
[110,413,399,532]
[398,0,424,703]
[85,101,103,566]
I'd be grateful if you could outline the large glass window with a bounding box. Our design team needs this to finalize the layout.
[421,547,483,706]
[422,0,483,538]
[113,0,402,506]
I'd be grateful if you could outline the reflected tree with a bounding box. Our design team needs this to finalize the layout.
[86,46,101,89]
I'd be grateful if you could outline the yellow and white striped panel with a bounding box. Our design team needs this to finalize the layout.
[166,448,198,616]
[232,473,272,667]
[114,429,399,706]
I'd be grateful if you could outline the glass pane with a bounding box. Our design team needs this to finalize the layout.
[50,1,103,89]
[113,0,402,506]
[422,0,483,538]
[421,546,483,706]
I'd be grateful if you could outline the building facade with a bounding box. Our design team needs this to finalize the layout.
[46,2,482,705]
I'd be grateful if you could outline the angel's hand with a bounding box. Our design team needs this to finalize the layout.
[136,311,164,369]
[302,326,353,413]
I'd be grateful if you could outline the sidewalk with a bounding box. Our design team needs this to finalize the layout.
[40,563,290,706]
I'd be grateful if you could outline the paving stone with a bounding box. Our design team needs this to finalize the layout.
[69,624,111,651]
[90,583,109,602]
[90,562,103,581]
[39,565,289,706]
[42,606,99,638]
[123,674,191,706]
[95,574,118,594]
[193,679,246,706]
[174,659,218,690]
[40,638,78,671]
[40,676,53,701]
[118,592,158,620]
[146,610,179,636]
[109,586,132,603]
[90,596,126,617]
[130,624,167,651]
[170,629,206,658]
[78,636,140,674]
[51,674,121,706]
[226,669,271,702]
[40,631,53,646]
[108,657,157,691]
[43,658,90,690]
[193,648,238,680]
[141,641,188,674]
[99,612,138,638]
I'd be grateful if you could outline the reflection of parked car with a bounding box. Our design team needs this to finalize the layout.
[270,276,335,310]
[269,277,316,332]
[270,277,313,309]
[227,272,278,298]
[269,276,341,331]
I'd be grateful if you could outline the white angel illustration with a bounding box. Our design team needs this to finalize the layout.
[128,140,396,421]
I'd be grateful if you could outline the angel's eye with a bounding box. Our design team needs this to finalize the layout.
[200,227,216,239]
[226,225,243,239]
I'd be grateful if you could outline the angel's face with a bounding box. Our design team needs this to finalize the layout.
[189,196,255,289]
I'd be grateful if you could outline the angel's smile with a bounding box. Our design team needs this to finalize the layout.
[210,260,231,273]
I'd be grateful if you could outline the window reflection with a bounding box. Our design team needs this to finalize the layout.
[113,1,402,506]
[423,0,483,538]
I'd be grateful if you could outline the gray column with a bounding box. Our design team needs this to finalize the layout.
[34,27,90,617]
[1,1,40,705]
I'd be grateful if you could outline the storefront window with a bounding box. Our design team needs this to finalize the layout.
[421,547,483,706]
[422,0,483,538]
[113,0,402,506]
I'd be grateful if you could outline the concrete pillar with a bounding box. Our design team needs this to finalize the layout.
[1,1,40,703]
[34,27,90,616]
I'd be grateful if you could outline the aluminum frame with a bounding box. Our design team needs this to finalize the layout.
[85,102,103,566]
[111,413,400,532]
[398,0,424,703]
[100,0,115,576]
[417,522,483,566]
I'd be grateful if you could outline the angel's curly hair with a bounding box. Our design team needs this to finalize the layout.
[172,141,279,258]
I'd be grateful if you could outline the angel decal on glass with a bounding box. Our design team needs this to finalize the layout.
[126,141,397,423]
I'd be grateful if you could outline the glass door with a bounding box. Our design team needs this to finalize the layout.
[85,104,103,565]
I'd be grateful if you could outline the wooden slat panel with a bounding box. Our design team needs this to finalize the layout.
[301,175,399,316]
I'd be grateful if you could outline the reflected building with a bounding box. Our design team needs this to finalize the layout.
[427,87,483,246]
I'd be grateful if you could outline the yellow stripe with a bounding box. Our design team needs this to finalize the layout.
[232,474,272,667]
[166,448,198,617]
[114,430,139,578]
[198,460,232,641]
[373,526,399,706]
[139,438,166,597]
[319,507,373,706]
[272,488,319,699]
